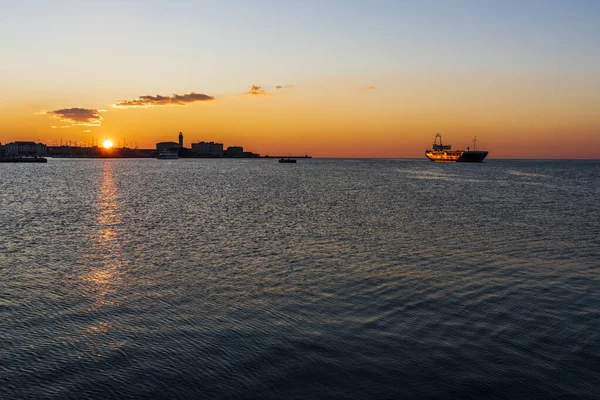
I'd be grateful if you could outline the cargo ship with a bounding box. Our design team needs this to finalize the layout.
[425,133,488,162]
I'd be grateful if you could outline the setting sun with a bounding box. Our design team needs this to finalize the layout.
[102,139,114,149]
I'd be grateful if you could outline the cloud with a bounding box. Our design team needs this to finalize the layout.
[83,129,91,133]
[361,85,377,91]
[275,84,295,90]
[43,108,103,126]
[113,92,215,108]
[245,85,272,96]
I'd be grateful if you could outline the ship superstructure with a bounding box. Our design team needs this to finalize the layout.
[425,133,488,162]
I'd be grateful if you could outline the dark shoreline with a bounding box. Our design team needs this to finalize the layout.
[0,157,48,163]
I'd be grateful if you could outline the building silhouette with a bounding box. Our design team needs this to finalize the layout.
[156,141,181,152]
[191,141,223,157]
[153,132,261,158]
[224,146,243,157]
[3,141,47,157]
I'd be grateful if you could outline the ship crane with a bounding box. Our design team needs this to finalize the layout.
[432,133,451,151]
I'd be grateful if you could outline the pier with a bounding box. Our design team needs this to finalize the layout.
[0,156,47,163]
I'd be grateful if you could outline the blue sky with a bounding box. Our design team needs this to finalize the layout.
[3,0,598,88]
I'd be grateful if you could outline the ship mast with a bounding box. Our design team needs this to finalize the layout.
[472,136,477,151]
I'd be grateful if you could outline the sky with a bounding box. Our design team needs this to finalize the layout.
[1,0,599,158]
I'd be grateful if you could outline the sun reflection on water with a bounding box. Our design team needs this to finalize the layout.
[77,162,125,358]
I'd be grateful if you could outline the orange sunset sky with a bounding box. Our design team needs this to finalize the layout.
[1,1,599,158]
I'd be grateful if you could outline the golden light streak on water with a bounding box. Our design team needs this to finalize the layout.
[77,161,124,358]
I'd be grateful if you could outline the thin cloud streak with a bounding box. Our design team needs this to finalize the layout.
[113,92,215,108]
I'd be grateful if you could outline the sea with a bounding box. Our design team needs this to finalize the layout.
[1,158,599,399]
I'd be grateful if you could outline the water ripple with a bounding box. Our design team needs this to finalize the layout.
[1,159,599,399]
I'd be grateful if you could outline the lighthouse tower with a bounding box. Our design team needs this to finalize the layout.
[178,132,183,148]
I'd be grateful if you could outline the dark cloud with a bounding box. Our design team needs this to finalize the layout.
[44,108,103,126]
[275,84,295,90]
[361,85,377,91]
[113,92,215,108]
[245,85,272,96]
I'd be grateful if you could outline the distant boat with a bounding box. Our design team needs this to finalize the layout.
[157,150,179,160]
[425,133,488,162]
[279,158,296,163]
[0,156,47,163]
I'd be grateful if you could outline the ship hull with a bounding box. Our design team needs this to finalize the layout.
[456,151,488,162]
[425,150,488,162]
[157,152,179,159]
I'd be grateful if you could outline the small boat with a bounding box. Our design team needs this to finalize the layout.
[425,133,488,162]
[279,158,296,163]
[157,150,179,160]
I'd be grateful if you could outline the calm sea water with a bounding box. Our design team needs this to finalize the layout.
[1,158,599,399]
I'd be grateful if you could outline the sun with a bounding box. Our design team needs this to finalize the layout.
[102,139,114,149]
